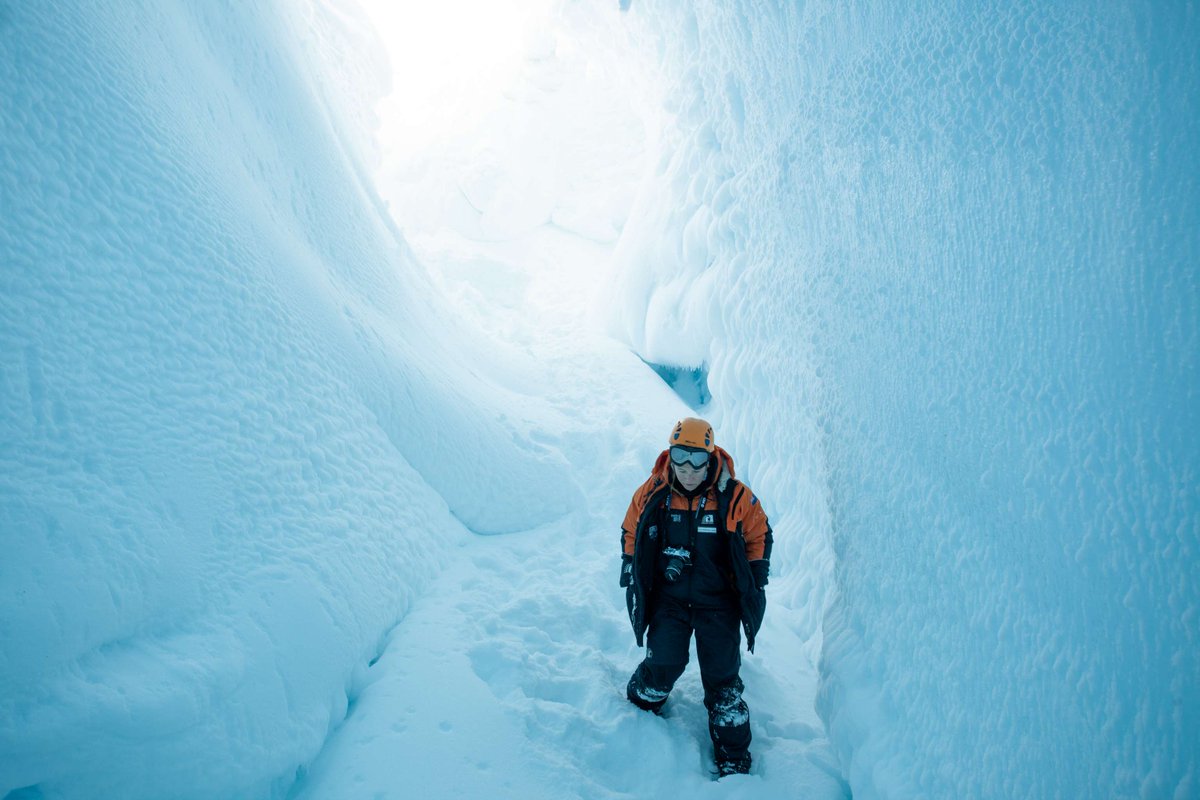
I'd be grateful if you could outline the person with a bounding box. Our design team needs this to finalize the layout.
[619,417,772,777]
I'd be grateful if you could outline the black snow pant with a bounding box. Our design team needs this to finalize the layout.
[626,596,751,762]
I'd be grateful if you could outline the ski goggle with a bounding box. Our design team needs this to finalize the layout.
[669,446,710,469]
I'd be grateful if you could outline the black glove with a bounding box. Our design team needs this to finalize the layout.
[619,554,634,588]
[750,559,769,590]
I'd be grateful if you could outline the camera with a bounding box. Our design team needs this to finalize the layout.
[662,546,693,582]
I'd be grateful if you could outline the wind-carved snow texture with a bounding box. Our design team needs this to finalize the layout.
[614,2,1198,799]
[0,3,579,797]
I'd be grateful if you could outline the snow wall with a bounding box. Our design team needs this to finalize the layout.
[0,2,583,797]
[612,2,1198,798]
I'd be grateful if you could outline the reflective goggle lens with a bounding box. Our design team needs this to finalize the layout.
[670,446,710,469]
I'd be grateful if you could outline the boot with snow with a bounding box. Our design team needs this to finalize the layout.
[715,755,752,778]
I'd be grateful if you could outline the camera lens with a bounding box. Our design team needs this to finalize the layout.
[664,558,683,582]
[662,548,690,582]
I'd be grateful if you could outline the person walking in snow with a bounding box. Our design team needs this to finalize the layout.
[619,417,772,777]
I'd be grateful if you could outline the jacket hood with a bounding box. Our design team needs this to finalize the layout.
[652,445,737,493]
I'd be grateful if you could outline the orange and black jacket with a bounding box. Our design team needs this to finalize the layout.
[621,446,773,652]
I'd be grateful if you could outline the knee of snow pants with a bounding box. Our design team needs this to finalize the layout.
[627,596,692,712]
[627,659,685,713]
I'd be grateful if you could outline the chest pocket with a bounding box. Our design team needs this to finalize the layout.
[665,512,688,547]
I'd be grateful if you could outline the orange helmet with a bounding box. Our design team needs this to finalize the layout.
[669,417,715,453]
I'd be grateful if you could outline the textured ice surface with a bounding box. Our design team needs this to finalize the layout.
[611,2,1198,798]
[0,2,579,797]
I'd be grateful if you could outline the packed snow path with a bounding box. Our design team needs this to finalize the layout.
[290,227,848,799]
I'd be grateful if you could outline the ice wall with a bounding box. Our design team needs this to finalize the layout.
[613,2,1198,797]
[0,2,578,797]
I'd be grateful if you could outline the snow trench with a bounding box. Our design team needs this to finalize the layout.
[1,0,1196,798]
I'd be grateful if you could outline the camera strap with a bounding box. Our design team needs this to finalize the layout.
[691,495,707,551]
[661,491,706,552]
[663,490,713,553]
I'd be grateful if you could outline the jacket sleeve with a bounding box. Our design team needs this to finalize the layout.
[621,480,653,556]
[732,485,772,562]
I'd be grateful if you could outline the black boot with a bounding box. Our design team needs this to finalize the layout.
[716,754,752,777]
